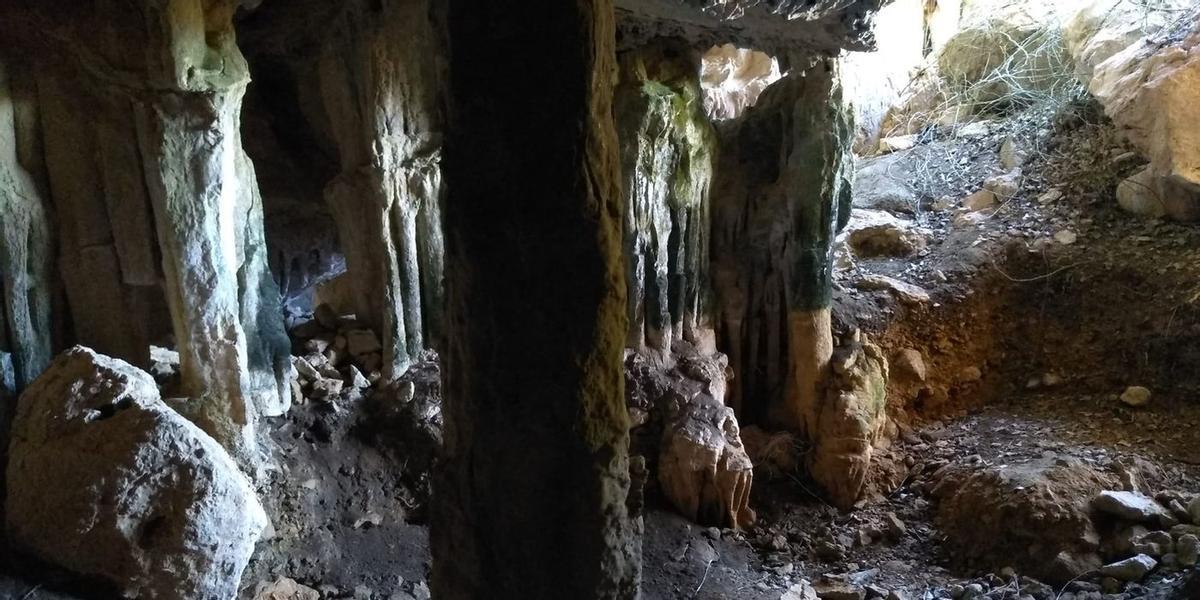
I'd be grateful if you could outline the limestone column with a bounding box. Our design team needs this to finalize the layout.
[317,0,445,379]
[131,0,289,462]
[432,0,641,598]
[615,43,719,358]
[0,58,53,396]
[712,58,854,432]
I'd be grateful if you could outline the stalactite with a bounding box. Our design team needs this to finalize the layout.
[711,57,854,431]
[433,0,641,597]
[615,42,718,358]
[316,0,445,380]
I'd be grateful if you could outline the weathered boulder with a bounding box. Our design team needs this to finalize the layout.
[1092,490,1176,527]
[809,334,890,509]
[932,456,1114,584]
[1090,25,1200,221]
[5,347,269,600]
[843,209,928,259]
[853,153,919,214]
[1065,0,1194,83]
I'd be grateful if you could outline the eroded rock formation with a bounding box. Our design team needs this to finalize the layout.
[0,0,294,463]
[0,59,53,400]
[432,1,640,597]
[316,0,446,378]
[6,347,268,599]
[656,353,756,529]
[1087,18,1200,221]
[711,58,854,431]
[615,42,718,358]
[237,0,446,380]
[809,332,890,509]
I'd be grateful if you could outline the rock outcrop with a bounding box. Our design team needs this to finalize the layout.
[615,0,887,56]
[6,347,268,600]
[1064,0,1194,82]
[1088,20,1200,221]
[616,42,718,358]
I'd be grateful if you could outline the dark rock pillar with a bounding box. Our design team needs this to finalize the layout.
[432,0,641,598]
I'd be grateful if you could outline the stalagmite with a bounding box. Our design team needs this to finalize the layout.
[615,42,718,358]
[0,58,53,399]
[433,1,640,598]
[712,58,854,431]
[317,0,445,379]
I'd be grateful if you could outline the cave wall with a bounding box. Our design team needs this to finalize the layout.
[236,0,447,380]
[0,58,54,404]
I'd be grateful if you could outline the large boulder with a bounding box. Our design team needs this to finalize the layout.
[5,347,269,599]
[932,456,1115,584]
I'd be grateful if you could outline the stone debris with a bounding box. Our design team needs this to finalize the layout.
[255,577,321,600]
[1098,554,1157,582]
[1053,230,1078,245]
[962,189,997,212]
[780,581,818,600]
[983,170,1022,201]
[856,275,931,304]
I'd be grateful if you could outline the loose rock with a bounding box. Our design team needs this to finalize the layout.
[1097,554,1157,582]
[1092,490,1175,526]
